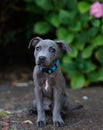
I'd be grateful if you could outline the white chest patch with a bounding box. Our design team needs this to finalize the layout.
[45,80,49,91]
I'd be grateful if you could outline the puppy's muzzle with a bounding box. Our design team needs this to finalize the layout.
[38,56,46,65]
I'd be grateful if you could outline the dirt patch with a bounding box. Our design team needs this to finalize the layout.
[0,83,103,130]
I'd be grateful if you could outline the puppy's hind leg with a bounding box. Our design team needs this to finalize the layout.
[61,93,83,113]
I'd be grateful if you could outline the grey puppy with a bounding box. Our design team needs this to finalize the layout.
[28,37,72,127]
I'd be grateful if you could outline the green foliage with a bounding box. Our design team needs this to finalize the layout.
[23,0,103,89]
[34,22,51,35]
[96,48,103,64]
[78,1,90,13]
[71,74,85,89]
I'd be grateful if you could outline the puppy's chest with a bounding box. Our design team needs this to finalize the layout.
[40,76,55,92]
[44,80,49,91]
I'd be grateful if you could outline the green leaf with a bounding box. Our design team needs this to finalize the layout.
[34,22,51,35]
[77,32,87,43]
[71,74,85,89]
[87,71,97,82]
[75,57,96,73]
[97,67,103,81]
[69,21,82,32]
[75,42,85,51]
[83,61,96,73]
[56,27,68,39]
[59,10,71,25]
[62,59,79,78]
[62,55,72,65]
[91,19,101,27]
[80,13,89,26]
[61,63,75,75]
[56,28,74,43]
[52,0,68,10]
[88,67,103,82]
[66,0,78,10]
[92,35,103,47]
[34,0,53,10]
[45,13,60,27]
[69,46,78,58]
[26,3,39,12]
[78,2,90,13]
[96,48,103,64]
[67,64,79,78]
[86,27,99,41]
[82,46,94,58]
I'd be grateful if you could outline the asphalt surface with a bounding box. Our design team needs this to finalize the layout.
[0,83,103,130]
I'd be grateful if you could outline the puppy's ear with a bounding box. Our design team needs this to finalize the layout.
[56,40,72,53]
[28,37,43,49]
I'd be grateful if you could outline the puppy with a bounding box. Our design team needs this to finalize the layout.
[28,37,73,127]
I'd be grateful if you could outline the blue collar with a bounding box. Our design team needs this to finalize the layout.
[39,60,60,74]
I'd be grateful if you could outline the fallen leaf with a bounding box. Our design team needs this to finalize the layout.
[21,120,33,125]
[0,121,9,130]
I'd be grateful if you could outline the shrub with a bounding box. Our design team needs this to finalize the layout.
[24,0,103,89]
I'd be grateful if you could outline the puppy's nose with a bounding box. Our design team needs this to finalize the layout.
[39,56,46,62]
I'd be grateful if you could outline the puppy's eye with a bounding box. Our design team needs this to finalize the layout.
[49,47,56,53]
[35,46,41,51]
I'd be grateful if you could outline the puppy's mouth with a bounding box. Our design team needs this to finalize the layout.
[37,62,48,68]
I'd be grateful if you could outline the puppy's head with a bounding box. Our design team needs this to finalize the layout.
[28,37,72,67]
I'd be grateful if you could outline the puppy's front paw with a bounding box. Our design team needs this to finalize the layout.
[37,120,46,127]
[53,118,64,127]
[53,120,64,127]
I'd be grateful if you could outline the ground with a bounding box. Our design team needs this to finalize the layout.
[0,81,103,130]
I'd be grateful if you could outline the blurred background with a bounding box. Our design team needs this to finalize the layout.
[0,0,103,89]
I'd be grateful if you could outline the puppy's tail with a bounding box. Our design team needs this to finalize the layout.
[62,104,83,113]
[68,104,83,111]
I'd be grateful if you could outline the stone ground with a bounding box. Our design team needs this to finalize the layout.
[0,82,103,130]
